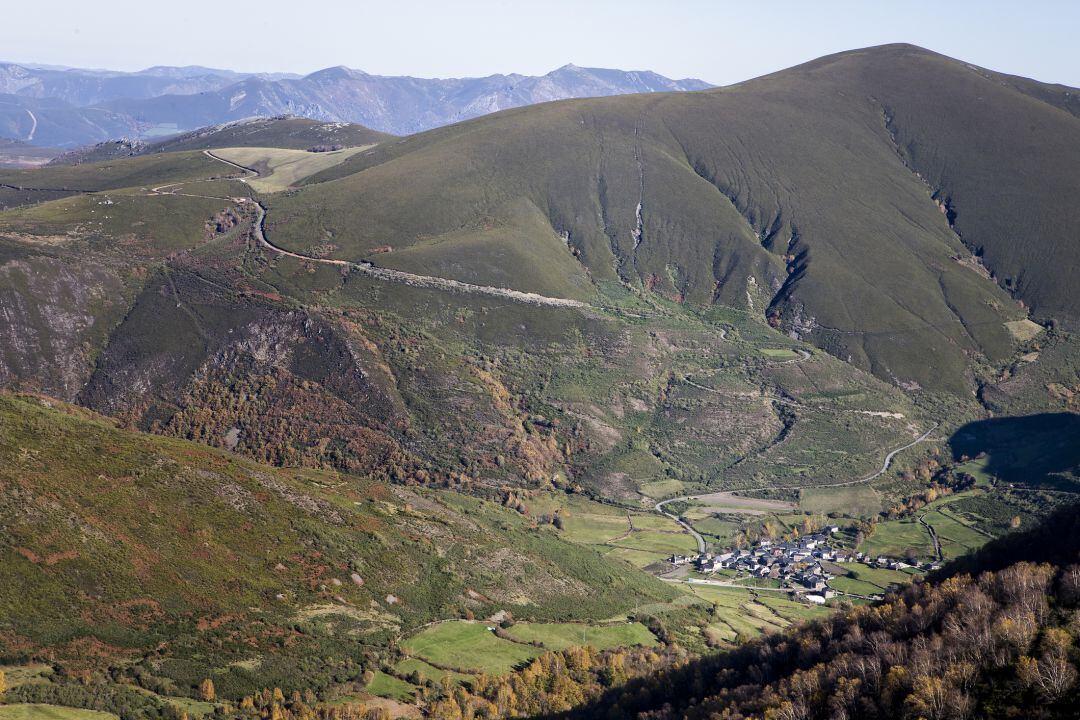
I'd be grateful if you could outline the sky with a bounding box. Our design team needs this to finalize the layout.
[4,0,1080,87]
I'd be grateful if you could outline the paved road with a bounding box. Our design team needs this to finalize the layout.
[654,497,706,553]
[844,423,939,487]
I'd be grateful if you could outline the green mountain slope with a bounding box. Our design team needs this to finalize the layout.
[0,44,1073,500]
[261,44,1078,392]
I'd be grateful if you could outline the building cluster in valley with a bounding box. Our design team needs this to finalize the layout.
[668,527,926,603]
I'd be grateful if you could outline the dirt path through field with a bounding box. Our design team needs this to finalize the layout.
[918,512,943,562]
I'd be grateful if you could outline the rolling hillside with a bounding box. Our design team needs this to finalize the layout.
[2,47,1077,501]
[0,392,675,696]
[265,43,1079,392]
[0,43,1079,720]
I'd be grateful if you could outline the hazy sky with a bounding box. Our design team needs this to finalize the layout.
[4,0,1080,86]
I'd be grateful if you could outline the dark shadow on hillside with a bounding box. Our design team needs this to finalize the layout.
[949,412,1080,491]
[932,500,1080,582]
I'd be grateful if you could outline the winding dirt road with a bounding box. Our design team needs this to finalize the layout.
[198,151,589,309]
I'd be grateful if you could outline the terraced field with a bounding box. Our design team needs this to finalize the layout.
[683,584,829,642]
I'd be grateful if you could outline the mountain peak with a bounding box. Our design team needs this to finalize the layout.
[304,65,365,81]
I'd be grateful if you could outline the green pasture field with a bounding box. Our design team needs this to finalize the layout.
[503,621,656,651]
[922,508,991,558]
[638,479,686,498]
[859,519,933,560]
[799,485,881,517]
[759,348,801,359]
[364,671,418,702]
[830,564,916,595]
[400,622,542,674]
[683,584,829,642]
[526,492,696,567]
[392,658,473,686]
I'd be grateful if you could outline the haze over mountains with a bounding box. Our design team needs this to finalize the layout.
[0,60,711,147]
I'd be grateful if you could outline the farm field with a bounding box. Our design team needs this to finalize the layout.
[759,348,801,360]
[688,515,741,543]
[212,146,370,192]
[392,658,473,686]
[922,507,991,559]
[684,584,829,642]
[364,672,417,702]
[799,485,881,516]
[859,519,934,561]
[400,622,542,674]
[0,706,117,720]
[503,622,656,651]
[859,490,1000,562]
[638,479,686,498]
[828,565,915,596]
[526,493,697,567]
[683,492,796,515]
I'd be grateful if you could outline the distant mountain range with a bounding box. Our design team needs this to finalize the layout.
[0,61,712,147]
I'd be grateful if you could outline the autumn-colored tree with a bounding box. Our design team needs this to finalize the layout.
[0,670,6,696]
[1018,628,1078,701]
[199,678,216,702]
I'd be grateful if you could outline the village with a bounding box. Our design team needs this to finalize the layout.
[667,527,938,603]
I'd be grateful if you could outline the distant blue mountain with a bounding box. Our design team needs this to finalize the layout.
[0,61,713,146]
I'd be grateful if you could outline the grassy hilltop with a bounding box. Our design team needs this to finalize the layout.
[266,44,1080,393]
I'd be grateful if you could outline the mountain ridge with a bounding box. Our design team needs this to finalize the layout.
[258,42,1080,392]
[0,61,712,146]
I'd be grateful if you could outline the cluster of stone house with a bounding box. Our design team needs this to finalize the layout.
[671,529,896,600]
[668,526,943,605]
